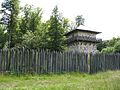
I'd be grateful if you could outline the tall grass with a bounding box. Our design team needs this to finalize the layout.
[0,71,120,90]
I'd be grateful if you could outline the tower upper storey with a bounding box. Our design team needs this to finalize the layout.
[65,25,102,44]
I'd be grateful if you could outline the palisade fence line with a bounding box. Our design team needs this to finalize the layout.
[90,53,120,74]
[0,48,120,74]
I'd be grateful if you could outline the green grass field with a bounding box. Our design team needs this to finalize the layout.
[0,71,120,90]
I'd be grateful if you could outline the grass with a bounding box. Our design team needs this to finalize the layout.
[0,71,120,90]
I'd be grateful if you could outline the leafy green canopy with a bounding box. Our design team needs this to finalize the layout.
[97,37,120,53]
[47,6,67,51]
[0,1,72,50]
[0,25,6,48]
[0,0,20,48]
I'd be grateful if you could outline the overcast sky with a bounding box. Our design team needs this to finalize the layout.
[0,0,120,40]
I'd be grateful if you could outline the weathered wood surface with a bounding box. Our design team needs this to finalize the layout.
[0,49,120,74]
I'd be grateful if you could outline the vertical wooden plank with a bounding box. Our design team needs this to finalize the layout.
[26,49,30,74]
[17,49,19,74]
[43,49,46,73]
[72,52,76,71]
[14,49,18,74]
[74,52,77,72]
[40,49,43,74]
[26,49,29,74]
[28,49,32,73]
[23,48,27,74]
[117,54,119,70]
[67,51,70,72]
[46,50,49,73]
[104,54,106,71]
[93,54,96,73]
[22,48,25,74]
[62,52,65,72]
[35,49,38,74]
[34,49,37,74]
[27,49,30,74]
[66,51,68,72]
[85,53,88,73]
[43,49,47,73]
[50,51,53,73]
[118,54,120,70]
[0,49,2,73]
[115,54,118,70]
[71,51,74,72]
[11,49,15,73]
[97,54,100,72]
[89,53,92,74]
[78,53,83,72]
[38,49,41,74]
[33,49,36,74]
[81,53,84,72]
[19,48,22,74]
[82,53,85,73]
[4,49,7,73]
[2,49,5,73]
[55,51,57,73]
[63,51,65,72]
[52,51,54,73]
[69,51,72,72]
[59,52,62,73]
[57,51,60,73]
[37,49,40,74]
[101,54,104,72]
[77,52,79,72]
[78,52,82,73]
[16,49,19,74]
[46,49,49,73]
[94,54,97,73]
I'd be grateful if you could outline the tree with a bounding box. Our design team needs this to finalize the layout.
[19,5,46,49]
[0,25,6,48]
[101,47,114,54]
[19,5,32,34]
[21,22,49,49]
[75,15,84,27]
[20,5,42,34]
[98,37,120,53]
[114,40,120,53]
[97,41,107,52]
[0,0,20,48]
[47,6,67,51]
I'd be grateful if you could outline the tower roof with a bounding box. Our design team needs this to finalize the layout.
[65,25,101,36]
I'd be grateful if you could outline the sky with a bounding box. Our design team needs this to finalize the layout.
[0,0,120,40]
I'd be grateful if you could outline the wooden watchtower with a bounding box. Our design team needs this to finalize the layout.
[65,26,102,53]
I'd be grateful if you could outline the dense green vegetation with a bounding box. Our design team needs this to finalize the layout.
[0,0,84,51]
[97,37,120,53]
[1,0,120,53]
[0,71,120,90]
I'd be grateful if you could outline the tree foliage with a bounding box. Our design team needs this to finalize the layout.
[0,0,20,48]
[75,15,84,27]
[0,25,6,48]
[98,37,120,53]
[101,47,114,54]
[20,5,42,34]
[47,6,67,51]
[0,2,72,51]
[21,22,49,49]
[114,40,120,53]
[97,41,107,51]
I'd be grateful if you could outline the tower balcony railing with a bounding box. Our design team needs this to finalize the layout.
[66,36,102,44]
